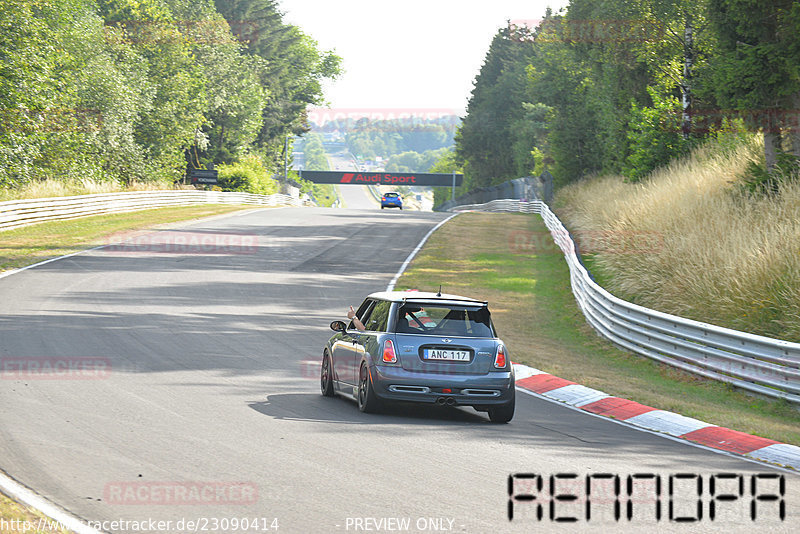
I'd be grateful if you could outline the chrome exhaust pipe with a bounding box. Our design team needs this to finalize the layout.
[445,397,456,406]
[436,397,447,405]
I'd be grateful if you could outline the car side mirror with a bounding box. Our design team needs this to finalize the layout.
[330,320,347,332]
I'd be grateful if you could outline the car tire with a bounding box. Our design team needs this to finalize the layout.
[357,362,381,413]
[321,352,335,397]
[381,206,385,209]
[488,393,515,423]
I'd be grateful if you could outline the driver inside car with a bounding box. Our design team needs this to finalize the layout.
[396,306,426,333]
[346,305,366,331]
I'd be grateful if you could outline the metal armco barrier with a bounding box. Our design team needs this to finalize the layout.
[437,177,539,212]
[0,190,303,231]
[452,198,800,404]
[450,198,539,213]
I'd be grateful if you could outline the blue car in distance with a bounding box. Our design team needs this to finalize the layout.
[321,291,515,423]
[381,192,403,209]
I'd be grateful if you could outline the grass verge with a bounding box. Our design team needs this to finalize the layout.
[395,212,800,445]
[0,205,255,272]
[556,135,800,341]
[0,490,71,533]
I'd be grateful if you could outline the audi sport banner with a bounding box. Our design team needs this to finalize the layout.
[299,170,463,187]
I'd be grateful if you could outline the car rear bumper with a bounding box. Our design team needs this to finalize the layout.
[370,364,514,406]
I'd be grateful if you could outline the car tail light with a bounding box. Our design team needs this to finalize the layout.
[382,339,397,363]
[494,345,507,368]
[382,196,386,201]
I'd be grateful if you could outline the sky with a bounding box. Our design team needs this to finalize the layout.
[280,0,570,117]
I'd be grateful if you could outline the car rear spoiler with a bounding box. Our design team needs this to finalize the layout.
[401,297,488,306]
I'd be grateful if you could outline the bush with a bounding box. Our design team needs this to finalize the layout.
[740,151,800,196]
[624,88,693,181]
[216,156,279,195]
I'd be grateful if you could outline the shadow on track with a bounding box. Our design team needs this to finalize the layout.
[248,394,487,425]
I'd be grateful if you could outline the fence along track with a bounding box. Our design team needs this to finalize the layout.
[451,198,800,404]
[0,190,302,231]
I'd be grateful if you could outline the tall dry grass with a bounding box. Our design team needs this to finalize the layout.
[556,136,800,341]
[0,178,181,202]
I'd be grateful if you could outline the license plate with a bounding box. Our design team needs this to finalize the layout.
[423,349,470,361]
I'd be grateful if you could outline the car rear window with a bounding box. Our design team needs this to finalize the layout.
[395,304,495,337]
[385,193,399,197]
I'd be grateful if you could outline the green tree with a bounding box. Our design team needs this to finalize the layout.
[100,0,207,182]
[0,0,88,187]
[0,0,341,193]
[429,148,463,207]
[213,0,342,170]
[302,134,329,171]
[510,102,551,178]
[456,25,536,188]
[525,13,605,186]
[385,148,450,173]
[454,1,720,191]
[707,0,800,169]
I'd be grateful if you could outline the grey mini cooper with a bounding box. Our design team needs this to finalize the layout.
[321,291,515,423]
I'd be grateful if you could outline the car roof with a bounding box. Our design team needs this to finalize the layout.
[366,290,487,306]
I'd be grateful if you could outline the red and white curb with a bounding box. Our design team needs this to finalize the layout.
[513,363,800,471]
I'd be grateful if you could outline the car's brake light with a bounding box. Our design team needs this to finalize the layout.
[382,339,397,363]
[382,196,386,201]
[494,345,507,368]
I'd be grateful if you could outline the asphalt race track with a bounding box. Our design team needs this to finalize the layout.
[0,207,796,533]
[337,184,375,210]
